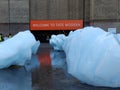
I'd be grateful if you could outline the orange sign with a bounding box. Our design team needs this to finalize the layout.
[30,20,83,30]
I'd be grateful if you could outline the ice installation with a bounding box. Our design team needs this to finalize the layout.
[0,30,40,69]
[50,26,120,87]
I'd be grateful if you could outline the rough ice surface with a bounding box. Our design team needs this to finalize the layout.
[50,26,120,87]
[49,34,67,50]
[0,30,40,69]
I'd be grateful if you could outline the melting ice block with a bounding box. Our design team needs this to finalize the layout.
[49,34,67,50]
[0,30,40,69]
[50,26,120,87]
[63,27,120,87]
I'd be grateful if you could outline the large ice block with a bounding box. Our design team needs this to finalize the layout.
[63,26,120,87]
[0,30,40,69]
[50,26,120,87]
[49,34,66,50]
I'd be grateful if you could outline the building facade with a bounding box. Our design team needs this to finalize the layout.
[0,0,120,39]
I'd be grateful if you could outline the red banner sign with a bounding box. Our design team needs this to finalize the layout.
[30,20,83,30]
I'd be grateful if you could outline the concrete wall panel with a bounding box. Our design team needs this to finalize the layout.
[90,21,120,33]
[118,0,120,19]
[30,0,84,20]
[68,0,83,19]
[85,0,90,22]
[0,24,9,35]
[30,0,48,20]
[0,23,29,35]
[49,0,68,19]
[90,0,118,20]
[9,23,29,35]
[10,0,29,23]
[0,0,9,23]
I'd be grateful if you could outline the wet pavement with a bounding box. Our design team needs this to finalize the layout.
[0,43,120,90]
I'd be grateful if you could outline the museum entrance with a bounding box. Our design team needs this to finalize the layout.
[30,0,84,42]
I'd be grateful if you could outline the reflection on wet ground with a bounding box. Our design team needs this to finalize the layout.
[0,43,120,90]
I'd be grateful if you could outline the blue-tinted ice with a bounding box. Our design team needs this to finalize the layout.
[0,30,40,69]
[50,26,120,87]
